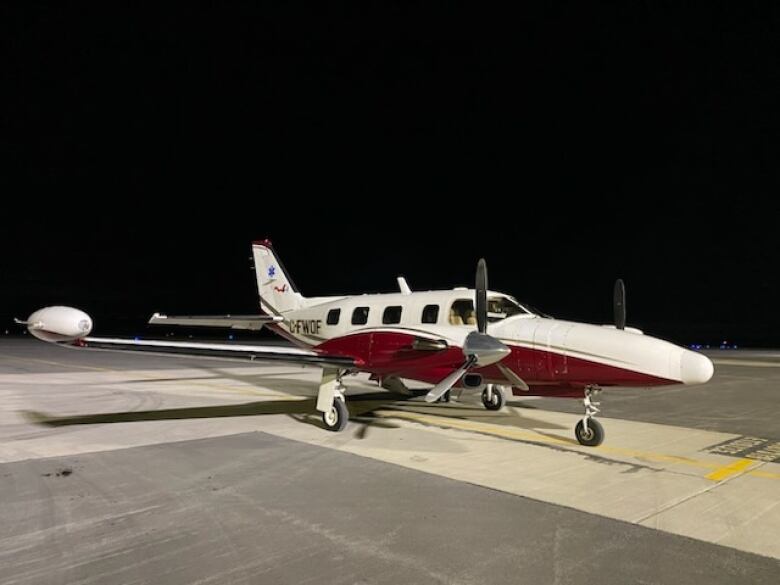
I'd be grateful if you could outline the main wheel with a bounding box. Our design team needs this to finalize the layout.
[575,418,604,447]
[322,398,349,432]
[481,385,505,411]
[436,390,451,403]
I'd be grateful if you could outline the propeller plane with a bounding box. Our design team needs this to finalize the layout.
[17,239,714,446]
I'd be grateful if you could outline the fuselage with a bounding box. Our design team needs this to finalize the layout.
[262,288,714,397]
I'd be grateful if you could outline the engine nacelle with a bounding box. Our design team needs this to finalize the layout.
[20,306,93,342]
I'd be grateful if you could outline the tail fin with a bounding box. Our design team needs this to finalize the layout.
[252,240,306,314]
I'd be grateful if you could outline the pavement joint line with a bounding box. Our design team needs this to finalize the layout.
[634,459,769,525]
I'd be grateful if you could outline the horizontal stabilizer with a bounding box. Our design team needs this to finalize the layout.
[149,313,283,330]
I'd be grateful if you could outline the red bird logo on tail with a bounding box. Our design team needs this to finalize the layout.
[273,284,288,293]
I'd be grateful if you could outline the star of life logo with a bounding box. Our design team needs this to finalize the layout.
[267,265,277,279]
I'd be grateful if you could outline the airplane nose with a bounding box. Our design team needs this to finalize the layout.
[680,350,714,384]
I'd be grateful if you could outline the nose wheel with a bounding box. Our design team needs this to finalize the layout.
[481,384,506,411]
[575,386,604,446]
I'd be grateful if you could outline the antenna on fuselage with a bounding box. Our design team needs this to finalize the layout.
[397,277,412,295]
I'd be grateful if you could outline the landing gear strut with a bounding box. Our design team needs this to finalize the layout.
[481,384,506,411]
[574,386,604,446]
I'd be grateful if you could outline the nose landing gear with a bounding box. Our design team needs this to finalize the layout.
[575,386,604,446]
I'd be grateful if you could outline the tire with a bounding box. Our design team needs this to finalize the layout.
[575,418,604,447]
[481,385,505,411]
[322,398,349,432]
[436,390,451,403]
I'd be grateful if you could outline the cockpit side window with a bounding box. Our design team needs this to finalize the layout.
[449,299,475,326]
[327,308,341,325]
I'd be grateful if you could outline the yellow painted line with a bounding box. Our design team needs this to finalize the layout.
[375,410,779,482]
[711,359,780,368]
[602,449,719,470]
[0,353,111,372]
[705,459,756,481]
[378,410,572,445]
[748,469,780,480]
[164,379,299,398]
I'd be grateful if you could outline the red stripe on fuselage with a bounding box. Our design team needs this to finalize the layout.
[315,330,677,397]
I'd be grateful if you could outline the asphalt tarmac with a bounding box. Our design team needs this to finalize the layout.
[0,339,778,584]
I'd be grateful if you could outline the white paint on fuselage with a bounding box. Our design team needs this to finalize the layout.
[264,289,528,344]
[262,288,713,386]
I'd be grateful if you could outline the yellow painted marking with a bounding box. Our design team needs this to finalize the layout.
[374,410,779,482]
[705,459,756,481]
[747,469,780,480]
[380,410,572,445]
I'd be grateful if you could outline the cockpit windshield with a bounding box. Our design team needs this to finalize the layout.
[487,296,530,322]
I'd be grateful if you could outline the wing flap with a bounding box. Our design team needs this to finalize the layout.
[149,313,283,330]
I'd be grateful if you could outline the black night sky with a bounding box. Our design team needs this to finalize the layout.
[1,4,778,346]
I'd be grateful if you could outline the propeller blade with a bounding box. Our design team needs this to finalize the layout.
[476,258,488,334]
[424,355,477,403]
[614,278,626,330]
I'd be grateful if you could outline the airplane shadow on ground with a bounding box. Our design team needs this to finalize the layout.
[24,366,570,439]
[22,393,405,435]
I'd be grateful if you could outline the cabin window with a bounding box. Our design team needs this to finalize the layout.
[326,308,341,325]
[449,299,476,326]
[421,304,439,324]
[382,306,403,324]
[351,306,369,325]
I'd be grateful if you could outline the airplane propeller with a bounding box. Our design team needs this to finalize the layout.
[425,259,510,402]
[475,258,488,334]
[614,278,626,330]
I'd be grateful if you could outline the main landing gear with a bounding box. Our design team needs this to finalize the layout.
[574,386,604,446]
[322,395,349,432]
[481,384,506,411]
[317,369,349,432]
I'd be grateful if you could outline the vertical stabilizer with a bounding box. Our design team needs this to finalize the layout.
[251,240,305,314]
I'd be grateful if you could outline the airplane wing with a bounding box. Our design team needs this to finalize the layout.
[74,336,359,368]
[17,306,358,369]
[149,313,283,330]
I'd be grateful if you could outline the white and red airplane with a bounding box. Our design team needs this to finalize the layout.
[17,239,714,446]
